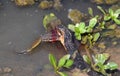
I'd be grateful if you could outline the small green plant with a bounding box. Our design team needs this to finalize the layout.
[88,7,94,17]
[97,6,120,25]
[68,17,97,40]
[83,53,118,75]
[49,54,74,76]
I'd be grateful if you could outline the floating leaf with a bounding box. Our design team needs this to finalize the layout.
[63,59,73,68]
[49,54,57,69]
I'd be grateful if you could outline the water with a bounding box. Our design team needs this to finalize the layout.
[0,0,119,76]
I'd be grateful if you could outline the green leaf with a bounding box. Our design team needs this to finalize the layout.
[63,59,73,68]
[58,54,71,68]
[57,71,68,76]
[95,53,110,64]
[68,24,75,32]
[79,22,86,28]
[89,18,97,28]
[99,21,105,29]
[115,9,120,15]
[58,58,66,68]
[83,55,91,64]
[97,6,106,15]
[79,22,86,34]
[88,7,93,17]
[114,18,120,25]
[113,13,119,19]
[104,15,111,21]
[75,27,80,33]
[75,34,81,40]
[49,54,57,69]
[104,62,118,70]
[109,9,114,16]
[93,33,100,42]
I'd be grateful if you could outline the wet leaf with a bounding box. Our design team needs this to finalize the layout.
[75,34,81,40]
[57,71,68,76]
[83,55,91,65]
[63,59,73,68]
[49,54,57,69]
[89,18,97,28]
[109,9,114,16]
[88,7,93,17]
[104,15,111,21]
[104,62,118,70]
[68,24,75,32]
[58,54,71,68]
[115,9,120,15]
[97,6,106,15]
[114,18,120,25]
[95,53,110,64]
[78,22,86,34]
[93,33,100,42]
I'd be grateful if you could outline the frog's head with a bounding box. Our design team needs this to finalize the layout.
[43,13,57,30]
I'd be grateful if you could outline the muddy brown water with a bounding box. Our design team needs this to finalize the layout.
[0,0,119,76]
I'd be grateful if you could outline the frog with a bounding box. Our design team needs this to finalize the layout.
[17,13,88,71]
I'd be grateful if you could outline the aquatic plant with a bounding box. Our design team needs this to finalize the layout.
[39,0,53,9]
[68,17,97,40]
[43,13,57,30]
[83,53,118,75]
[97,6,120,25]
[15,0,35,6]
[49,54,74,76]
[68,9,84,23]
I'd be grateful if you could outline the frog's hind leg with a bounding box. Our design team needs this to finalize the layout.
[17,32,59,54]
[17,37,42,54]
